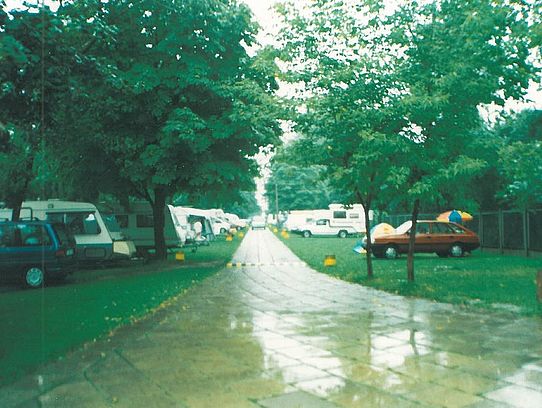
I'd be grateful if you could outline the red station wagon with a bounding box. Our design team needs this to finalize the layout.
[370,220,480,259]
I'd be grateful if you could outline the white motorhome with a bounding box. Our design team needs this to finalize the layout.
[284,210,317,232]
[288,204,371,237]
[108,202,186,254]
[0,200,116,261]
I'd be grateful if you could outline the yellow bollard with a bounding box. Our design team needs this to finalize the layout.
[237,231,244,238]
[226,234,233,242]
[324,255,336,267]
[281,230,289,239]
[175,252,185,262]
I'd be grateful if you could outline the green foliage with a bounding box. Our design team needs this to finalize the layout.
[0,7,68,209]
[498,141,542,208]
[52,0,281,201]
[264,160,340,211]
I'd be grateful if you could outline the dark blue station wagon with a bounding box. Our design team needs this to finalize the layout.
[0,221,77,288]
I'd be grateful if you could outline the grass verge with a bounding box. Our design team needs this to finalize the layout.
[0,235,242,387]
[278,233,542,316]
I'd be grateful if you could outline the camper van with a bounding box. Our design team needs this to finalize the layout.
[108,202,186,254]
[288,204,371,237]
[0,200,115,262]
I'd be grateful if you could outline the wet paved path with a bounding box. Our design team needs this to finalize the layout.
[2,229,542,407]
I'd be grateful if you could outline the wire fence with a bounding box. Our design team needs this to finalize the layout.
[380,209,542,255]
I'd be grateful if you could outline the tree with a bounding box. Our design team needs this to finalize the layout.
[495,109,542,209]
[385,0,538,280]
[0,6,71,219]
[275,1,411,278]
[264,160,341,212]
[51,0,282,258]
[277,0,539,281]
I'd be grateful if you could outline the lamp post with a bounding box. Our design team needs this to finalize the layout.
[275,183,279,225]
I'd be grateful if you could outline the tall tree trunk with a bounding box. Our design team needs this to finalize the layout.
[407,198,420,282]
[10,179,31,221]
[11,198,23,221]
[151,187,167,260]
[363,203,374,279]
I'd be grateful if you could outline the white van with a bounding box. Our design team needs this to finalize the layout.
[1,200,115,261]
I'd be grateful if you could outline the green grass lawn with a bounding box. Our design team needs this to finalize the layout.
[0,235,242,387]
[279,233,542,315]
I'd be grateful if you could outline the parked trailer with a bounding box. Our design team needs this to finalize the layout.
[0,200,116,262]
[107,202,185,255]
[176,207,216,241]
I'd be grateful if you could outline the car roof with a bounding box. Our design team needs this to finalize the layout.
[0,219,50,225]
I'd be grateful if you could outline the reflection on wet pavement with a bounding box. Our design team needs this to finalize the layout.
[1,229,542,407]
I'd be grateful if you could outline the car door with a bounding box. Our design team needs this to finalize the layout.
[430,222,456,253]
[413,222,432,252]
[0,224,17,274]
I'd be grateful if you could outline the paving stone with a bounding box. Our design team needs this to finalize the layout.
[258,390,339,408]
[485,384,542,408]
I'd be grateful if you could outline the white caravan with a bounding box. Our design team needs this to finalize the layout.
[167,205,194,244]
[224,212,246,229]
[171,207,215,241]
[1,200,116,261]
[207,209,233,234]
[108,202,185,254]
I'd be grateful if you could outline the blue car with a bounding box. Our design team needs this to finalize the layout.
[0,221,77,288]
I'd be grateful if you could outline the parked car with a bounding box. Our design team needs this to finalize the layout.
[0,221,77,288]
[251,216,266,230]
[368,220,480,259]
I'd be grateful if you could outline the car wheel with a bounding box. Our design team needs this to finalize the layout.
[384,246,398,259]
[338,230,348,238]
[436,252,449,258]
[450,244,464,258]
[24,266,45,288]
[302,230,312,238]
[220,228,227,234]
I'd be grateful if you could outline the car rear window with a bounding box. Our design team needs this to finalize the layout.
[432,223,453,234]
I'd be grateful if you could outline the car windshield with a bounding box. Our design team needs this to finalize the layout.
[102,214,122,233]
